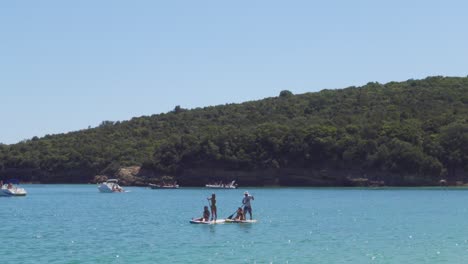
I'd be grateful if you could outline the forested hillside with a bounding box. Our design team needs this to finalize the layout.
[1,76,468,186]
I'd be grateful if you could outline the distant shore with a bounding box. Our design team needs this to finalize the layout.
[13,181,468,188]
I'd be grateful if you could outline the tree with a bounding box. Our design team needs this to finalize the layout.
[279,90,293,97]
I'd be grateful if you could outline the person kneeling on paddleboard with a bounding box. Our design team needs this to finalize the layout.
[195,206,210,222]
[235,207,245,221]
[242,191,255,220]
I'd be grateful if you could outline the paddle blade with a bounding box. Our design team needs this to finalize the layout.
[227,213,235,219]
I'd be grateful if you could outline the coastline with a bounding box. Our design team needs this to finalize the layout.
[2,165,466,188]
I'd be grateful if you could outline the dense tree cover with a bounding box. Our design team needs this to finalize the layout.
[1,76,468,184]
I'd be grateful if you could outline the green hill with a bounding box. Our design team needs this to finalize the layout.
[1,76,468,186]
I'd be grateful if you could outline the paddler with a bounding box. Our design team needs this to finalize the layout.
[207,193,217,221]
[235,207,245,220]
[242,191,255,220]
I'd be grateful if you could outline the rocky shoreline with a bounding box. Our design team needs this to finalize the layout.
[2,166,467,187]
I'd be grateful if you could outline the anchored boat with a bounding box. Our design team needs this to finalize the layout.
[205,180,237,189]
[149,183,180,189]
[0,179,27,197]
[97,179,124,193]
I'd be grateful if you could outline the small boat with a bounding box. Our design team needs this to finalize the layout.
[149,183,179,189]
[225,219,257,224]
[190,219,225,224]
[205,180,238,189]
[97,179,124,193]
[0,179,27,197]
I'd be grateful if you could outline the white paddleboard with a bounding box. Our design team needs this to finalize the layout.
[190,219,226,224]
[225,219,257,223]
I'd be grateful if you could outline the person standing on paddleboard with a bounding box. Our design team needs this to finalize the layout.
[207,193,217,221]
[242,191,255,220]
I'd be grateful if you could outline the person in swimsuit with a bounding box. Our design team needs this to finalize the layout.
[242,191,255,220]
[195,206,210,222]
[207,193,217,221]
[235,207,245,221]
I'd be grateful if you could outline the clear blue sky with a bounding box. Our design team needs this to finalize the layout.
[1,0,467,144]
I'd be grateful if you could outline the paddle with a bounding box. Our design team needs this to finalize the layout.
[227,210,237,220]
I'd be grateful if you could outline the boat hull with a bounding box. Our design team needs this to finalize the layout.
[205,186,237,189]
[149,184,179,189]
[0,187,27,197]
[205,180,237,189]
[98,182,124,193]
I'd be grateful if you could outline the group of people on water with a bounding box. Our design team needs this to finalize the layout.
[196,191,255,222]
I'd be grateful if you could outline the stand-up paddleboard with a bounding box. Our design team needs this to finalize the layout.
[190,219,226,224]
[225,219,257,223]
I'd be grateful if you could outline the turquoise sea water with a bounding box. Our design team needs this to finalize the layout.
[3,185,468,263]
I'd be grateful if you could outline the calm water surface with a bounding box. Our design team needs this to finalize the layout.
[2,185,468,263]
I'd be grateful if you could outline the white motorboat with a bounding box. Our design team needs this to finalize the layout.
[0,179,27,197]
[98,179,124,193]
[149,183,180,189]
[205,180,238,189]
